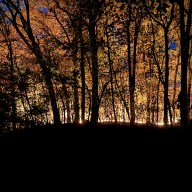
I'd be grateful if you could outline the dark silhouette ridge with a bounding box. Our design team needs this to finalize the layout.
[0,122,191,159]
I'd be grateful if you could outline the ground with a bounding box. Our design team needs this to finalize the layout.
[0,123,191,159]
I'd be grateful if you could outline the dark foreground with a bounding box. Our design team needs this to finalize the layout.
[0,123,191,159]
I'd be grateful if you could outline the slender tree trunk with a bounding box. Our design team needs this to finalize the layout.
[168,99,173,126]
[188,70,192,120]
[88,18,99,124]
[41,65,61,125]
[8,41,16,131]
[73,69,79,124]
[73,37,80,124]
[126,4,141,126]
[164,28,169,126]
[61,81,71,123]
[115,80,130,121]
[146,95,151,124]
[179,0,192,128]
[106,29,117,123]
[156,80,160,124]
[79,23,86,124]
[55,83,66,124]
[126,7,135,126]
[173,56,180,124]
[187,46,192,120]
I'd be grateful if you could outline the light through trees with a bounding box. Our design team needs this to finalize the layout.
[0,0,191,131]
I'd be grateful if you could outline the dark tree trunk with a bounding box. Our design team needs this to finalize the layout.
[73,69,79,124]
[106,29,117,123]
[126,4,141,126]
[41,63,61,125]
[7,39,17,131]
[188,47,192,120]
[156,80,160,124]
[164,28,169,126]
[29,39,62,126]
[79,23,86,124]
[126,6,135,126]
[173,55,180,124]
[146,95,151,124]
[73,36,80,124]
[88,18,99,125]
[179,0,192,128]
[61,82,71,123]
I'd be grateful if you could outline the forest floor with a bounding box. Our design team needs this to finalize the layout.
[0,123,191,159]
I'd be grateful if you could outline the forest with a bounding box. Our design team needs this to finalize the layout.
[0,0,191,134]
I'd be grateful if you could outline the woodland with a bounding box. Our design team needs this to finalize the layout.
[0,0,192,134]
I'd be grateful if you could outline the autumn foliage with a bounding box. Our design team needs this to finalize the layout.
[0,0,191,131]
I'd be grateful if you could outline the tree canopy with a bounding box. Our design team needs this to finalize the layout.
[0,0,191,130]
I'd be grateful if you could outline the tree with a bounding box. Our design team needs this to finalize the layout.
[0,11,17,130]
[177,0,192,128]
[145,0,175,126]
[82,0,106,124]
[0,0,61,125]
[117,0,143,125]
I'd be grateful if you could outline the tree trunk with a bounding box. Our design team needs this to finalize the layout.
[42,65,61,125]
[79,23,86,124]
[164,28,169,126]
[187,45,192,120]
[106,29,117,123]
[173,56,180,124]
[126,6,135,126]
[35,51,61,125]
[88,18,99,124]
[61,81,71,123]
[73,37,80,124]
[179,0,192,128]
[73,68,80,124]
[8,40,17,131]
[146,95,151,125]
[156,80,160,124]
[126,4,141,126]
